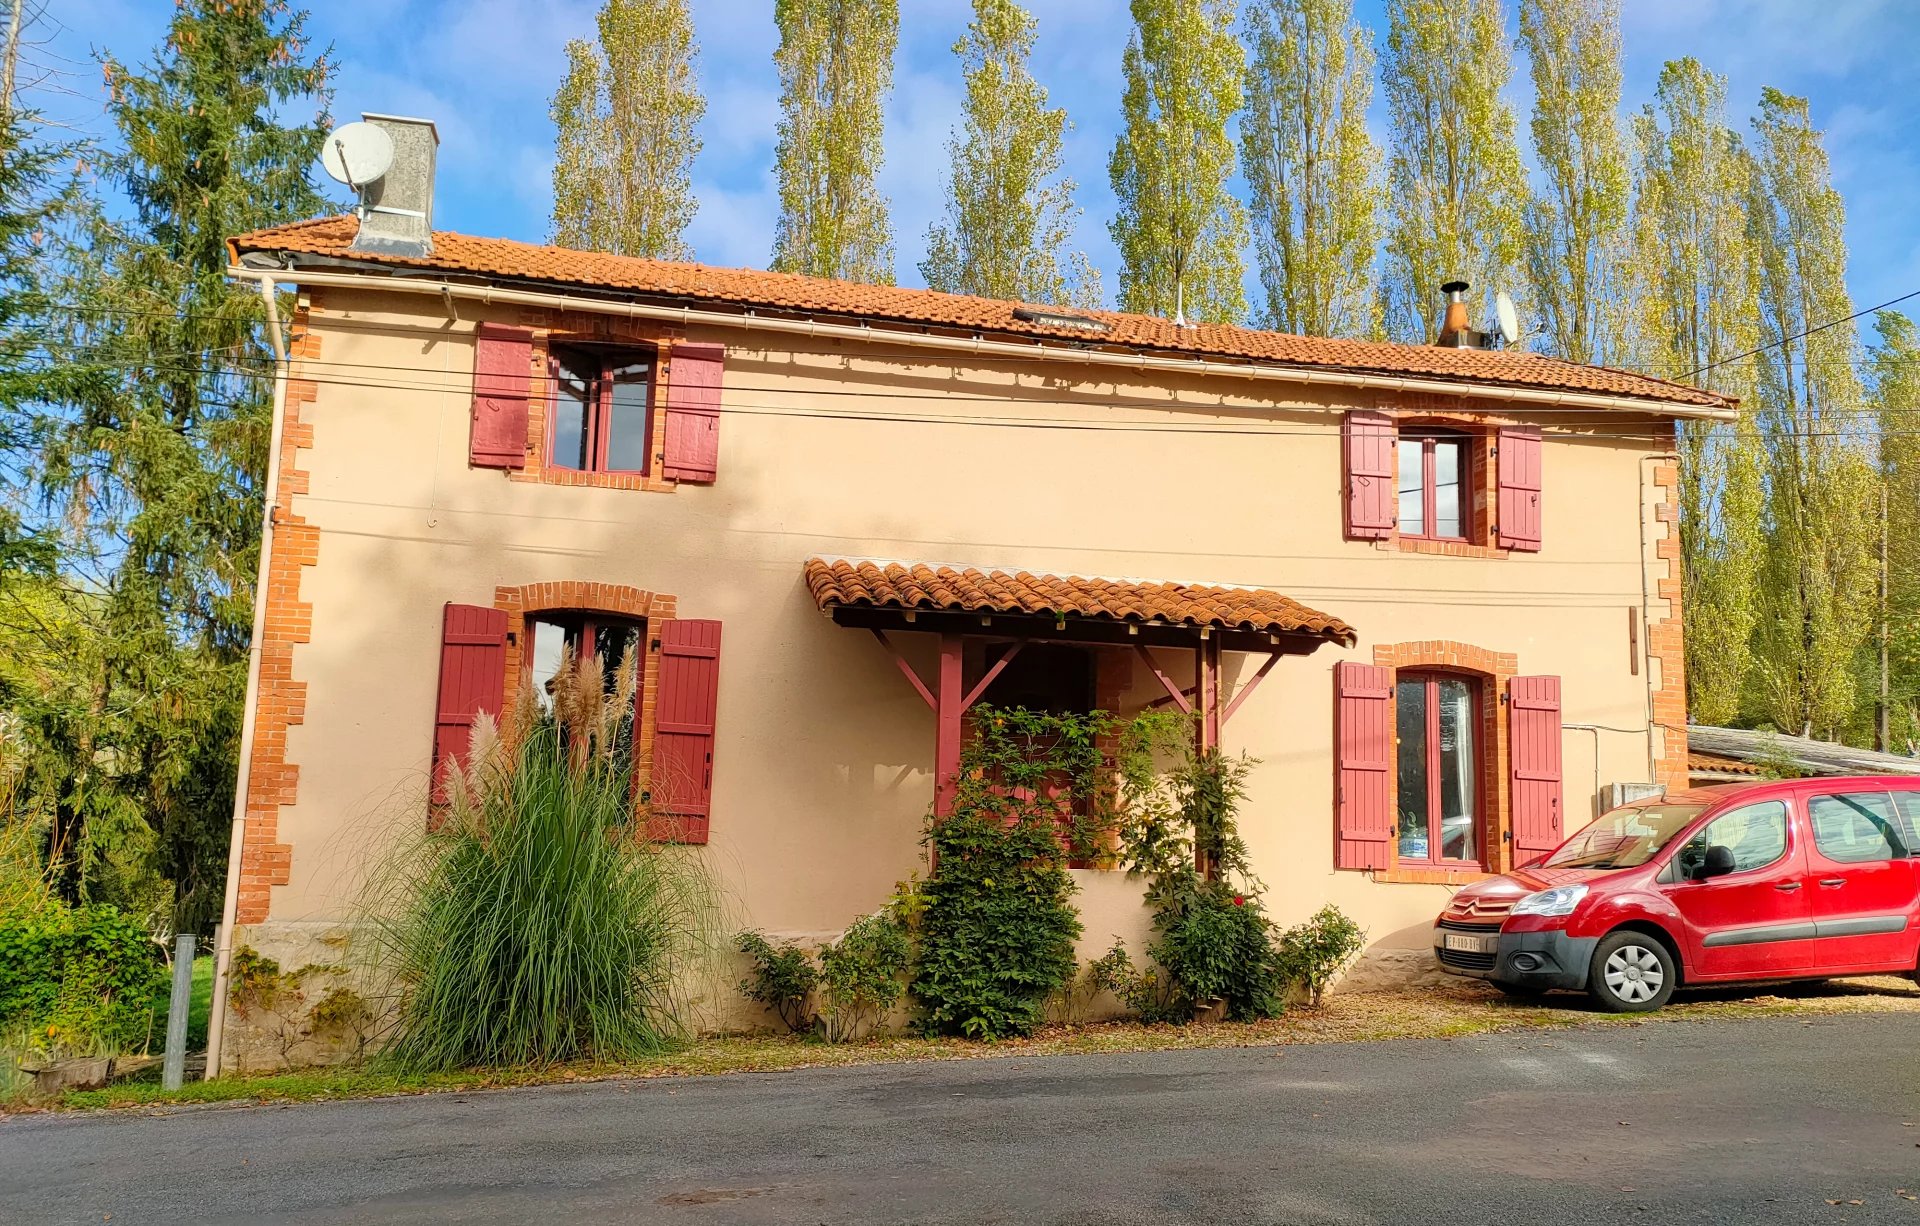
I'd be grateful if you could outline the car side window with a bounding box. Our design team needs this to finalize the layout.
[1891,793,1920,854]
[1808,791,1907,864]
[1673,800,1789,878]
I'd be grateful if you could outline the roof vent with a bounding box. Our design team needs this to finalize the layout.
[335,113,437,259]
[1012,306,1110,334]
[1435,280,1492,349]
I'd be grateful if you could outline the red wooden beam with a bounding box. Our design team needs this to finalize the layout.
[962,640,1024,711]
[1220,651,1282,727]
[1198,638,1221,751]
[1134,644,1192,714]
[870,628,936,712]
[934,632,964,823]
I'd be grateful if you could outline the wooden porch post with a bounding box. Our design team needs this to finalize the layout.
[934,631,964,820]
[1198,636,1221,752]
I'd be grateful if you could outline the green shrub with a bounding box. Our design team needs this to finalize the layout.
[912,708,1087,1039]
[735,930,819,1033]
[0,902,165,1053]
[373,654,717,1073]
[1275,904,1367,1006]
[1085,940,1187,1024]
[1151,884,1283,1021]
[817,913,911,1043]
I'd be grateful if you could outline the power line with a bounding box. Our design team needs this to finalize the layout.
[1681,288,1920,380]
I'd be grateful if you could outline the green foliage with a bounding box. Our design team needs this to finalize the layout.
[1151,884,1283,1021]
[551,0,704,258]
[817,912,911,1043]
[1379,0,1527,341]
[1109,0,1248,322]
[735,930,819,1034]
[1240,0,1382,336]
[1085,939,1187,1024]
[18,0,334,932]
[1274,904,1365,1006]
[912,706,1096,1039]
[0,902,165,1054]
[770,0,899,282]
[921,0,1098,308]
[373,659,718,1073]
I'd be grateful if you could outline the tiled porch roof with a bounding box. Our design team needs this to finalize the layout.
[803,558,1356,646]
[1687,751,1765,778]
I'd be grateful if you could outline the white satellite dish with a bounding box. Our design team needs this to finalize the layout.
[320,121,395,191]
[1494,291,1520,347]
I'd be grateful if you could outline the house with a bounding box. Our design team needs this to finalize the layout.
[1687,724,1920,784]
[210,117,1734,1065]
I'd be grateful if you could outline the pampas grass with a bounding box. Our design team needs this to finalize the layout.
[372,644,720,1073]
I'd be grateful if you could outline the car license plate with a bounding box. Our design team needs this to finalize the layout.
[1442,931,1497,954]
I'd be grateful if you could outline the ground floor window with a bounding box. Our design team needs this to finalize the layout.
[526,612,642,768]
[1395,671,1480,865]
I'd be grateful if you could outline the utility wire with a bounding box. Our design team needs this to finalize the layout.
[1681,287,1920,380]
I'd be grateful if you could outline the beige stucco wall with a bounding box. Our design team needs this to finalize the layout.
[237,287,1681,1035]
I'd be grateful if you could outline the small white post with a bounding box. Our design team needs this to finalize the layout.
[162,934,196,1090]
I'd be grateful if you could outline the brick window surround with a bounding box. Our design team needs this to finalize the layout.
[493,581,679,807]
[1371,640,1518,885]
[1370,402,1512,560]
[505,308,686,494]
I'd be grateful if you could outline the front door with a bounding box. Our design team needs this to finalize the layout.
[1662,799,1814,979]
[1802,789,1919,971]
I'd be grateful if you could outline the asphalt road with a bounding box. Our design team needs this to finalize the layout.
[5,1013,1920,1225]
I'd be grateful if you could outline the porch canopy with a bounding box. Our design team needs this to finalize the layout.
[803,558,1356,818]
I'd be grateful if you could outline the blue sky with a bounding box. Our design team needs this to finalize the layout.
[39,0,1920,324]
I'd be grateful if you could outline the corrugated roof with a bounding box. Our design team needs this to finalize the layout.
[231,216,1732,412]
[1686,725,1920,777]
[802,558,1356,645]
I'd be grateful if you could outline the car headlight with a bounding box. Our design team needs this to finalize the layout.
[1511,884,1588,917]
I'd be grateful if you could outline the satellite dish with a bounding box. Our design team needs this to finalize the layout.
[320,121,395,191]
[1494,291,1520,347]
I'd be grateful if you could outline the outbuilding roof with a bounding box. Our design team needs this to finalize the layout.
[232,216,1733,413]
[802,558,1356,646]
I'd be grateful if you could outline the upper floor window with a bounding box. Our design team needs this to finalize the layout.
[1398,428,1470,542]
[550,346,653,475]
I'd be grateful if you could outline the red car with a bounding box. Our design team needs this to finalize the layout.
[1434,776,1920,1011]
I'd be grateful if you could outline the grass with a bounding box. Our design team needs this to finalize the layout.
[146,955,213,1053]
[42,974,1920,1114]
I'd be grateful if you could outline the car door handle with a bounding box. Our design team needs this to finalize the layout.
[1819,878,1847,888]
[1775,882,1802,892]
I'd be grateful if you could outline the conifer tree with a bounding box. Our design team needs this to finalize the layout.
[1519,0,1629,364]
[1747,88,1876,740]
[1239,0,1381,336]
[1378,0,1526,341]
[1109,0,1248,323]
[30,0,333,927]
[921,0,1098,308]
[770,0,898,283]
[551,0,704,259]
[1629,58,1764,727]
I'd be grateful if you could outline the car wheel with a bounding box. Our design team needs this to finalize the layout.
[1587,932,1677,1013]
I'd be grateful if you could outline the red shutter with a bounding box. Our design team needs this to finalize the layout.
[661,342,723,483]
[430,603,509,804]
[1343,410,1397,540]
[1335,661,1395,869]
[648,618,722,843]
[470,324,534,469]
[1497,424,1543,551]
[1509,675,1564,861]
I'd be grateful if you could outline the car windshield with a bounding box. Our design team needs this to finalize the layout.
[1541,804,1708,870]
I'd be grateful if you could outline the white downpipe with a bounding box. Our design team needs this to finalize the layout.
[205,274,292,1078]
[225,265,1736,423]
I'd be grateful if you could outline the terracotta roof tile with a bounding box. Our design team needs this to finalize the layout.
[803,558,1356,645]
[232,216,1731,412]
[1687,751,1765,777]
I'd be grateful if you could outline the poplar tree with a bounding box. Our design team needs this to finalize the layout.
[1870,312,1920,750]
[1747,88,1876,740]
[1378,0,1526,342]
[769,0,898,283]
[1629,58,1764,727]
[28,0,333,928]
[1518,0,1628,364]
[550,0,705,259]
[1108,0,1248,324]
[1239,0,1382,336]
[920,0,1098,308]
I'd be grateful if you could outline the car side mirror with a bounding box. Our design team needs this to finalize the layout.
[1691,845,1737,881]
